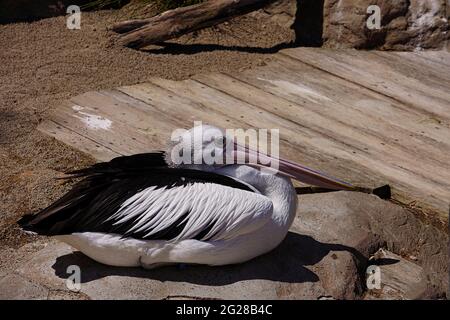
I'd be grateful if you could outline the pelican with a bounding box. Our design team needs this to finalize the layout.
[19,124,357,269]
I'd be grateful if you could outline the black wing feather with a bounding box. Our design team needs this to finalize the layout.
[66,151,168,176]
[18,152,253,240]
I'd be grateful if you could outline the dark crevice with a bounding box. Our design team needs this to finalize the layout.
[143,41,295,55]
[293,0,325,47]
[0,0,129,24]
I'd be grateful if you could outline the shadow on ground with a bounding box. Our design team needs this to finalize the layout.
[51,232,373,286]
[142,42,296,55]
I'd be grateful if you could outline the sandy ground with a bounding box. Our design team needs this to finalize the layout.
[0,4,294,253]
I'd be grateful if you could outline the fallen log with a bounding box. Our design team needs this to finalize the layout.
[112,19,152,34]
[114,0,276,49]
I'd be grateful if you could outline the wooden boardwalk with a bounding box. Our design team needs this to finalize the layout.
[38,48,450,222]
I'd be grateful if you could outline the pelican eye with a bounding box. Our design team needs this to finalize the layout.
[214,136,226,147]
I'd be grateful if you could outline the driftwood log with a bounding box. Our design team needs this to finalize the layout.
[113,0,276,49]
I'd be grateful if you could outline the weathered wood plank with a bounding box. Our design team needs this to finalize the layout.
[38,119,121,162]
[413,50,450,67]
[149,77,448,205]
[269,54,450,145]
[195,71,445,177]
[49,92,178,155]
[119,80,333,190]
[94,89,186,145]
[255,56,450,170]
[281,48,450,121]
[192,71,450,217]
[52,103,149,155]
[232,67,450,183]
[371,51,450,90]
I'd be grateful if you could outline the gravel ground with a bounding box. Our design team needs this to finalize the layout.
[0,4,294,253]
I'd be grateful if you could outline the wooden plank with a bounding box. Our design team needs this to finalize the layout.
[38,120,121,162]
[414,50,450,67]
[267,54,450,147]
[122,78,375,187]
[371,51,450,90]
[118,81,245,130]
[149,76,443,197]
[52,103,149,155]
[265,55,450,165]
[118,81,317,171]
[73,90,179,143]
[123,72,450,220]
[194,70,449,179]
[49,92,179,155]
[268,55,450,141]
[119,80,342,189]
[281,48,450,121]
[230,66,450,186]
[192,71,449,217]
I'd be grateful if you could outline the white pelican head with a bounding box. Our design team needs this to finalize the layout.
[168,124,354,191]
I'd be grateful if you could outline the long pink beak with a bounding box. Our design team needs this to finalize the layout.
[231,143,355,191]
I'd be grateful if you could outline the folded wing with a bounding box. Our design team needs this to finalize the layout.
[19,152,273,242]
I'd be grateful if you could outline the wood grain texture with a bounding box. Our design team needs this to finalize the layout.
[38,48,450,223]
[115,0,276,48]
[281,48,450,121]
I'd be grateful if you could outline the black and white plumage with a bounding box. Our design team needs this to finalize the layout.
[19,125,354,268]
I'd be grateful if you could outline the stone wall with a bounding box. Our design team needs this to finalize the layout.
[323,0,449,50]
[251,0,298,29]
[256,0,449,50]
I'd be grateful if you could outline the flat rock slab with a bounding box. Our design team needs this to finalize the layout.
[13,234,327,300]
[5,192,446,299]
[365,249,427,300]
[0,273,49,300]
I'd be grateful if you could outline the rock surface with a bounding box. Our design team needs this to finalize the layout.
[252,0,298,29]
[365,249,427,300]
[256,0,449,50]
[323,0,449,50]
[0,274,48,300]
[1,192,447,299]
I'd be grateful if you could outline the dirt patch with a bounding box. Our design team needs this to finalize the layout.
[0,4,294,252]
